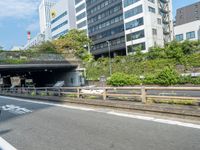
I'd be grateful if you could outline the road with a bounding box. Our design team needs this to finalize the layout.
[0,96,200,150]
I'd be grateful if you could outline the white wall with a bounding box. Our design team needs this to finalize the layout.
[174,20,200,41]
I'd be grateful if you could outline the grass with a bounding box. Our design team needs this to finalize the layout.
[152,99,198,106]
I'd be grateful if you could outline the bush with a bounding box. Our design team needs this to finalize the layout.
[178,76,192,84]
[143,74,156,85]
[155,67,180,86]
[191,77,200,85]
[107,72,141,86]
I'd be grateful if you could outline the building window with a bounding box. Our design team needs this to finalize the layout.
[76,12,86,21]
[127,42,146,53]
[77,20,87,29]
[175,34,183,41]
[51,21,68,32]
[51,11,67,24]
[126,30,145,41]
[76,3,85,13]
[75,0,83,5]
[152,28,157,35]
[148,6,156,13]
[124,0,140,7]
[125,5,143,19]
[157,18,162,24]
[125,17,144,30]
[186,31,195,39]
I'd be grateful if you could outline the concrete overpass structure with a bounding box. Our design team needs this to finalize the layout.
[0,52,85,87]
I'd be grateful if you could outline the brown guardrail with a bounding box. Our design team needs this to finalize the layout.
[1,86,200,105]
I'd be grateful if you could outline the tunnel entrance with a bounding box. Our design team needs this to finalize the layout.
[0,64,85,87]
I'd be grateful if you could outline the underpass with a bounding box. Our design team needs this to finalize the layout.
[0,52,85,87]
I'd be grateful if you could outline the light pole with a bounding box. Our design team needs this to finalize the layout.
[106,41,112,76]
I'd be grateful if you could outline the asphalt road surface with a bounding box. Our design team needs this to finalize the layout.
[0,96,200,150]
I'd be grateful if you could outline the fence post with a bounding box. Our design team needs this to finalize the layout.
[45,88,48,96]
[77,88,80,98]
[58,88,61,97]
[103,88,107,100]
[141,86,147,104]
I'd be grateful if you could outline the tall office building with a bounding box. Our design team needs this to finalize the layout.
[39,0,55,40]
[75,0,88,34]
[50,0,77,39]
[74,0,173,57]
[174,2,200,41]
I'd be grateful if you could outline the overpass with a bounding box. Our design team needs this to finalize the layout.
[0,51,85,87]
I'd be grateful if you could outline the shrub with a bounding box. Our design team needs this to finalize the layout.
[191,77,200,85]
[143,74,156,85]
[155,67,180,86]
[178,76,192,84]
[107,72,141,86]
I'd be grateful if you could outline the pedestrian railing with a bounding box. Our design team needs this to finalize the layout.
[0,87,200,105]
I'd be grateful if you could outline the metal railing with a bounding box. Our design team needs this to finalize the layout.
[1,87,200,105]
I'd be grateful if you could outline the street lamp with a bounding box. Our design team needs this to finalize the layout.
[106,41,112,76]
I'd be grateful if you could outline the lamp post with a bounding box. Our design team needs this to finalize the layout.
[106,41,112,76]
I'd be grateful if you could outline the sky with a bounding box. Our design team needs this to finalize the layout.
[0,0,199,50]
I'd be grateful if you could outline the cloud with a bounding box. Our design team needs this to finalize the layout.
[0,0,40,19]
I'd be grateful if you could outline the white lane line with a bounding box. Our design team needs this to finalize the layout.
[107,111,200,129]
[0,137,17,150]
[1,96,200,130]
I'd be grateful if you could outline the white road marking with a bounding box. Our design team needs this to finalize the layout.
[0,137,17,150]
[0,96,200,130]
[1,105,32,115]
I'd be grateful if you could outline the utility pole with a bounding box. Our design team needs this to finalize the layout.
[106,41,112,76]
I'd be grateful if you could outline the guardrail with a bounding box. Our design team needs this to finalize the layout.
[1,87,200,105]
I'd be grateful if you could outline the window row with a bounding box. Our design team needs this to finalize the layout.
[86,0,98,6]
[75,0,83,5]
[52,30,68,39]
[92,37,125,51]
[77,20,87,29]
[89,15,123,34]
[125,17,143,30]
[175,31,196,41]
[87,0,116,15]
[90,25,124,41]
[51,11,67,24]
[126,30,145,41]
[76,3,85,13]
[76,12,86,21]
[51,20,68,32]
[127,42,146,53]
[124,0,140,7]
[125,5,143,19]
[88,4,122,24]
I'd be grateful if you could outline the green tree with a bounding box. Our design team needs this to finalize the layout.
[34,41,57,53]
[147,46,166,60]
[53,29,93,62]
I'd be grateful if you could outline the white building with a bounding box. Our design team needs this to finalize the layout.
[23,33,45,50]
[174,2,200,42]
[50,0,77,39]
[174,20,200,41]
[39,0,55,40]
[123,0,173,53]
[74,0,88,34]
